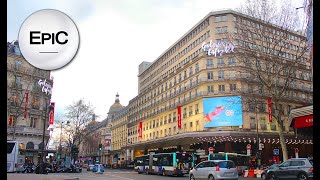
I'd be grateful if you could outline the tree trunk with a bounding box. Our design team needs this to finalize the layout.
[278,120,288,161]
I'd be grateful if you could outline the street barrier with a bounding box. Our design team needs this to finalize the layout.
[243,170,249,177]
[254,170,264,178]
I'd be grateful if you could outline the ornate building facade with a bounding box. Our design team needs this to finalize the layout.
[7,41,55,164]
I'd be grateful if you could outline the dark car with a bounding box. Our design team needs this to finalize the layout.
[261,164,280,180]
[266,158,313,180]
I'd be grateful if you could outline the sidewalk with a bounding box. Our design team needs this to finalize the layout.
[7,174,80,180]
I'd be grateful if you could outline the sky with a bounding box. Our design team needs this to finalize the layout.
[8,0,305,122]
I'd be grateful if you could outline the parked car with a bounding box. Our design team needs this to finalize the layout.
[266,158,313,180]
[189,160,239,180]
[261,163,280,180]
[92,164,104,173]
[87,164,94,171]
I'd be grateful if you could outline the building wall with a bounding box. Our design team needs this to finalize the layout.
[7,48,53,164]
[111,10,312,161]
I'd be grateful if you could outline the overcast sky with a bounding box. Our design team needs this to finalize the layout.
[8,0,304,122]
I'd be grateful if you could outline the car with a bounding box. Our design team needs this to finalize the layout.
[189,160,239,180]
[92,164,104,173]
[87,164,94,171]
[261,163,280,180]
[266,158,313,180]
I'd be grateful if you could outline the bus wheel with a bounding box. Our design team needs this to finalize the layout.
[162,169,166,176]
[137,168,142,174]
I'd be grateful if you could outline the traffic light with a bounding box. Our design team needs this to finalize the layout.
[99,144,102,151]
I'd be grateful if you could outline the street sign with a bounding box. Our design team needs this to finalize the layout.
[247,144,251,150]
[294,148,299,153]
[273,149,279,155]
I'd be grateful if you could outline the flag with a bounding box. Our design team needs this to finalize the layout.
[267,98,272,122]
[177,106,182,128]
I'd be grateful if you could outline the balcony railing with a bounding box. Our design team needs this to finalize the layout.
[7,125,50,136]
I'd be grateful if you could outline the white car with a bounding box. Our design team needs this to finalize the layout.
[189,160,238,180]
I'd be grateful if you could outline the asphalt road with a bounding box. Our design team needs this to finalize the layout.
[7,169,261,180]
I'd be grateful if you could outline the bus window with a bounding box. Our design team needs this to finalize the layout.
[7,143,15,154]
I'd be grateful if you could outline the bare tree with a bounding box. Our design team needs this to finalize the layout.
[226,0,312,161]
[64,99,96,151]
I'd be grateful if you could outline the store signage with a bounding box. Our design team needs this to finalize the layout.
[177,106,182,129]
[273,149,279,155]
[201,40,235,57]
[38,79,52,95]
[209,147,215,154]
[267,98,272,122]
[294,114,313,128]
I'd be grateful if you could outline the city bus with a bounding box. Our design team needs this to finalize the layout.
[147,152,192,176]
[134,155,149,174]
[7,141,19,172]
[208,152,250,175]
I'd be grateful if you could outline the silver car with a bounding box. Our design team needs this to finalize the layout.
[189,160,238,180]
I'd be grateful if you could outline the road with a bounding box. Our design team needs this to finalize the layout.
[7,169,261,180]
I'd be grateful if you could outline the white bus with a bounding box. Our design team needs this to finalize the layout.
[7,141,19,172]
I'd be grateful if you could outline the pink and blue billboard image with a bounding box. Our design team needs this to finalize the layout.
[203,96,243,127]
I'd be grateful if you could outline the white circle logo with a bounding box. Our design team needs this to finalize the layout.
[18,9,80,70]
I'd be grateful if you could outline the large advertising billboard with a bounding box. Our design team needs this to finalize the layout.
[203,96,243,127]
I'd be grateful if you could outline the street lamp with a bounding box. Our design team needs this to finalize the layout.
[59,120,70,158]
[39,103,54,174]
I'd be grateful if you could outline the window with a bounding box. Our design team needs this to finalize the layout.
[195,104,199,114]
[229,57,235,64]
[250,117,256,129]
[218,58,224,66]
[258,102,265,112]
[249,103,255,112]
[164,116,167,124]
[168,114,172,123]
[218,85,225,92]
[215,16,221,22]
[260,118,266,130]
[207,72,214,80]
[207,59,213,68]
[173,112,176,122]
[15,60,21,70]
[230,84,236,91]
[189,106,193,116]
[190,122,193,128]
[183,108,187,118]
[208,85,214,93]
[195,63,199,72]
[184,70,187,80]
[189,67,193,75]
[218,71,224,79]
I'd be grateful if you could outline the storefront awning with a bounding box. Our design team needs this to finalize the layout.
[288,105,313,128]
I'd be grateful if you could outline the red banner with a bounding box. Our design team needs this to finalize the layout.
[294,114,313,128]
[49,102,55,125]
[24,91,29,119]
[177,106,182,129]
[267,98,272,122]
[138,122,142,138]
[9,115,13,126]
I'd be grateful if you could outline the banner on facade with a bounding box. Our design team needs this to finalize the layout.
[24,91,29,119]
[267,98,272,122]
[138,122,142,138]
[49,102,55,125]
[177,106,182,129]
[9,115,13,126]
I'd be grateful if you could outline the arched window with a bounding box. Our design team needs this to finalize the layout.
[38,142,44,150]
[26,142,34,149]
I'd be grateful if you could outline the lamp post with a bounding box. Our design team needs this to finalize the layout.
[39,102,54,174]
[59,120,70,159]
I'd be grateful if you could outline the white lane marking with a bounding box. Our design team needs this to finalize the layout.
[109,174,135,180]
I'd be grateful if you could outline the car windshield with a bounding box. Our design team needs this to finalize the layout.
[269,164,279,169]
